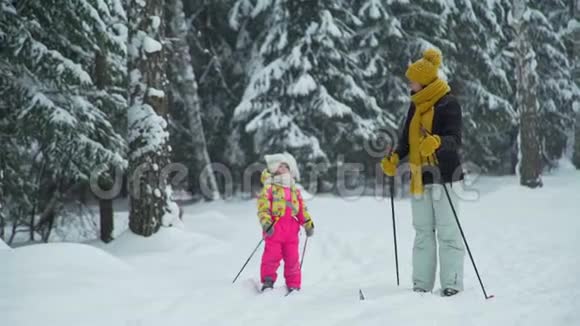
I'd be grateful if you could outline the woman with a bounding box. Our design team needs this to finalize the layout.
[381,48,465,297]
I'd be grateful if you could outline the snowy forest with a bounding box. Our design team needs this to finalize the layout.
[1,0,579,241]
[3,0,578,245]
[2,1,580,325]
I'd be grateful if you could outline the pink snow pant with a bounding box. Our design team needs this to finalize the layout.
[260,216,301,288]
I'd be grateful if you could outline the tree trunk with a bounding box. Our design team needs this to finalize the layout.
[29,206,35,242]
[166,0,219,200]
[8,219,17,245]
[572,1,580,169]
[42,211,55,243]
[0,212,5,241]
[574,110,580,169]
[0,161,4,241]
[96,164,115,242]
[128,0,173,236]
[519,108,542,187]
[29,158,47,242]
[99,199,114,242]
[95,50,115,242]
[514,1,543,188]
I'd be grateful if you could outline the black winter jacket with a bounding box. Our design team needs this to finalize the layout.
[395,93,464,185]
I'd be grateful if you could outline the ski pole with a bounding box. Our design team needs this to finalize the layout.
[300,235,308,270]
[232,222,276,284]
[390,176,400,286]
[442,183,494,300]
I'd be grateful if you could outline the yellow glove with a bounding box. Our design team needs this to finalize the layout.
[260,169,272,184]
[381,153,399,177]
[419,135,441,157]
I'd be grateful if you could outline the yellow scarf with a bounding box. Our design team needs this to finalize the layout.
[408,78,450,195]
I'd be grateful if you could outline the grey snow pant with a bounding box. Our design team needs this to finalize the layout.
[411,182,465,292]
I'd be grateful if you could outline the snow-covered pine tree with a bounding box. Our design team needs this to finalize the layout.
[94,0,128,243]
[444,0,517,173]
[127,0,178,236]
[352,1,510,173]
[363,0,509,171]
[564,1,580,169]
[0,0,127,242]
[541,0,580,167]
[352,0,409,131]
[510,0,542,187]
[180,0,248,189]
[567,1,580,169]
[521,0,578,169]
[385,0,519,173]
[494,0,578,179]
[230,0,394,185]
[575,107,580,168]
[165,0,220,200]
[369,0,570,175]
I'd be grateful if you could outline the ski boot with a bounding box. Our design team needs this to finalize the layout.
[261,277,274,292]
[442,288,459,297]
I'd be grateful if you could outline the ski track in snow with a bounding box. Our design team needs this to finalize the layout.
[1,172,579,326]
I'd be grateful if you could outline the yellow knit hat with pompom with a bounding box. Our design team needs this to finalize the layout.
[405,48,442,86]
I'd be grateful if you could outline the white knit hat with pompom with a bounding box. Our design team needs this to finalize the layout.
[264,152,300,181]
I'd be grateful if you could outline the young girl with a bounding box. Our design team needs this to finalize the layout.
[257,152,314,293]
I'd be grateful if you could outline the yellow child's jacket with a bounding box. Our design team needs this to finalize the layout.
[257,182,314,231]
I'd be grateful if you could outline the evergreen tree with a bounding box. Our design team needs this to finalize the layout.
[352,0,408,132]
[568,1,579,169]
[524,0,578,168]
[511,0,542,187]
[0,0,127,242]
[127,0,177,236]
[230,0,394,185]
[446,0,517,173]
[543,0,580,167]
[166,0,220,200]
[575,107,580,168]
[182,0,247,191]
[350,1,513,174]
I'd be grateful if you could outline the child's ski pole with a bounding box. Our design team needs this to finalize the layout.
[300,236,308,270]
[232,222,275,284]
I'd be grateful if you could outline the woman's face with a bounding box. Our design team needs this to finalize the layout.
[409,80,424,92]
[276,163,290,175]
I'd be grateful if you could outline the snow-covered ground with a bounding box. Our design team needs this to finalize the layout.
[2,171,580,326]
[0,238,9,250]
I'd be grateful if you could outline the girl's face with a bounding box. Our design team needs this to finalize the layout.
[409,80,424,92]
[276,163,290,175]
